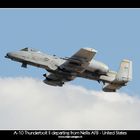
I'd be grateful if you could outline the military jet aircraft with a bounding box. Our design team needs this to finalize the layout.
[5,47,132,92]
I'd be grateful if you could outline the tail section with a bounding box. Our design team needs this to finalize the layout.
[116,59,132,83]
[102,59,132,92]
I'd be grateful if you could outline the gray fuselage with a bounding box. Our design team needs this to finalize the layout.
[6,49,109,81]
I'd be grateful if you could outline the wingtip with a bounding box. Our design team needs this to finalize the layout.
[83,47,97,53]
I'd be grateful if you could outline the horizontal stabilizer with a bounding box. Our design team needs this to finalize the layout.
[102,83,125,92]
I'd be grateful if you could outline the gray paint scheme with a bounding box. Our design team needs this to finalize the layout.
[5,47,132,92]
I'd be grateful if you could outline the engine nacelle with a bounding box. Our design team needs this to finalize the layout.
[87,60,109,75]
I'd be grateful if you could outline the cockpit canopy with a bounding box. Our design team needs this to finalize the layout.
[20,47,41,53]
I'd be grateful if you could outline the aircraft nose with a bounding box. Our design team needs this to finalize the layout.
[5,52,16,59]
[5,52,11,58]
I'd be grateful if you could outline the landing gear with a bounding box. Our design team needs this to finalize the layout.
[97,80,105,85]
[43,73,46,77]
[21,63,27,68]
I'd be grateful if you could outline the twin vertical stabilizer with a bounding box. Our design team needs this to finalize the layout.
[102,59,132,92]
[116,59,132,83]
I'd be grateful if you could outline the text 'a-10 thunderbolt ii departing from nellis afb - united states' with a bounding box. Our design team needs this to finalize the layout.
[5,47,132,92]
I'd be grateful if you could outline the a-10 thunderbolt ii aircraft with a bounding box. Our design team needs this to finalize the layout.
[5,47,132,92]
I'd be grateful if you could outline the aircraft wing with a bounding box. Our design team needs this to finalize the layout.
[59,48,97,74]
[44,48,97,87]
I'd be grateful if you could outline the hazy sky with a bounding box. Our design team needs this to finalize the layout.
[0,8,139,95]
[0,9,140,129]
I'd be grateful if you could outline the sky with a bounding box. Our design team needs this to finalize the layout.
[0,9,140,129]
